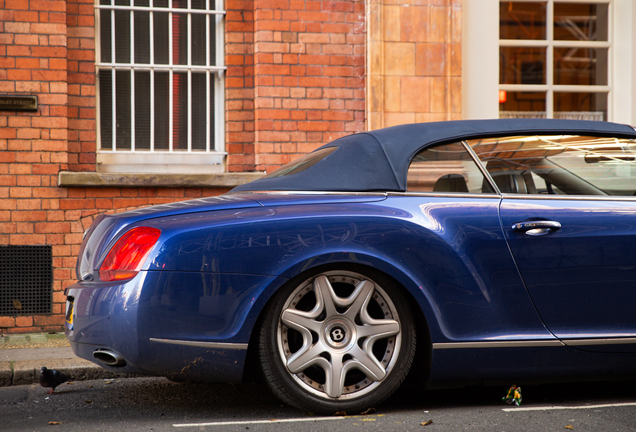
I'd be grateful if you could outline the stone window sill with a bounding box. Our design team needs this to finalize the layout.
[58,172,264,188]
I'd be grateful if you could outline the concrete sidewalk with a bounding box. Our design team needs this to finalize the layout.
[0,333,128,387]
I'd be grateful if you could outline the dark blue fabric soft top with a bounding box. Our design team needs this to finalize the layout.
[231,119,636,193]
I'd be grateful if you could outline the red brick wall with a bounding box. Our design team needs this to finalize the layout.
[226,0,256,172]
[66,0,96,172]
[226,0,366,173]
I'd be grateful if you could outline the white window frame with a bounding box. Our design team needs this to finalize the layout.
[463,0,636,125]
[95,0,226,174]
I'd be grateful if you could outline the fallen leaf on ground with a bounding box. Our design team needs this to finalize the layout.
[421,420,433,426]
[48,421,62,425]
[361,408,376,415]
[565,426,574,430]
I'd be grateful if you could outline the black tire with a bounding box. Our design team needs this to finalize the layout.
[259,268,416,414]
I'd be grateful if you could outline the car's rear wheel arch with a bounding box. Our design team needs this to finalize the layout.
[244,262,432,412]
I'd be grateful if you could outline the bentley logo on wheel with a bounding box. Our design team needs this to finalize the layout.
[330,327,345,342]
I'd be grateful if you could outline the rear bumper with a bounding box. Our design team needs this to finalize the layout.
[64,270,280,382]
[65,277,149,375]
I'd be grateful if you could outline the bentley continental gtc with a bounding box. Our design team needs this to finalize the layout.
[65,119,636,413]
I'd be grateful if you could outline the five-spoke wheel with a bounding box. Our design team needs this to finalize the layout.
[259,269,416,413]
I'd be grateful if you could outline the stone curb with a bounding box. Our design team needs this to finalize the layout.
[0,333,67,345]
[0,358,130,387]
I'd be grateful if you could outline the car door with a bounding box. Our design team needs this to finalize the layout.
[500,198,636,352]
[470,134,636,353]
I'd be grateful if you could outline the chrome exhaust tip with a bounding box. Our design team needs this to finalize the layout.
[93,349,127,367]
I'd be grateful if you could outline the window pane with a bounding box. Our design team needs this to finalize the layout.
[153,11,169,64]
[407,142,493,193]
[173,72,188,150]
[470,136,636,196]
[209,75,216,151]
[499,91,546,118]
[500,47,546,85]
[192,13,207,66]
[154,72,169,150]
[115,71,132,150]
[554,92,607,121]
[550,139,636,196]
[99,70,113,150]
[192,73,207,150]
[554,47,608,86]
[500,1,547,40]
[172,13,188,65]
[134,10,150,64]
[554,3,608,41]
[210,15,217,65]
[264,147,338,178]
[191,0,206,9]
[135,71,151,150]
[114,10,131,63]
[99,9,112,63]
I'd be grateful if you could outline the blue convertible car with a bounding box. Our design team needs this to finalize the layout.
[66,119,636,413]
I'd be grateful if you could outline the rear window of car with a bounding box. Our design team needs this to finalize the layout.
[262,147,338,178]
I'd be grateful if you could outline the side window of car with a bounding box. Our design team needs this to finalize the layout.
[407,142,495,193]
[468,135,636,196]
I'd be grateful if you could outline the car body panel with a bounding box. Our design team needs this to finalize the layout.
[67,193,557,381]
[500,197,636,353]
[141,194,552,343]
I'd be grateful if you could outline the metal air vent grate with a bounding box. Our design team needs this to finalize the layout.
[0,245,53,316]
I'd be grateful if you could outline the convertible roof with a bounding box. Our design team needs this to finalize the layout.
[232,119,636,193]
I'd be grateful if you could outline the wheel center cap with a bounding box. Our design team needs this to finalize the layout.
[324,319,354,349]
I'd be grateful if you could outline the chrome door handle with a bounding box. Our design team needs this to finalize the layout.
[511,221,561,236]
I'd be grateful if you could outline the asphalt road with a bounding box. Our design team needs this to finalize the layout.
[1,377,635,431]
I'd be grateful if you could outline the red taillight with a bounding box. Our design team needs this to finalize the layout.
[99,227,161,282]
